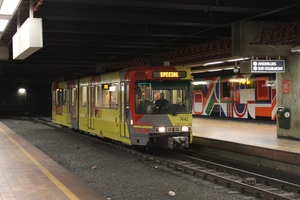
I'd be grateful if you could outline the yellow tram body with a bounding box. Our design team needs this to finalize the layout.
[52,81,72,128]
[52,65,193,149]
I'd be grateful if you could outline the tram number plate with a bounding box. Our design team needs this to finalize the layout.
[180,117,189,121]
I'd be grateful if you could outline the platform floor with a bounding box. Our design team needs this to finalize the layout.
[1,117,299,200]
[192,117,300,166]
[0,122,106,200]
[192,117,300,153]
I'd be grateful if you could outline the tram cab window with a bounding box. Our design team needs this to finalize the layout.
[135,81,192,114]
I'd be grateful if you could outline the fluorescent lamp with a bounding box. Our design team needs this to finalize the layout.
[208,69,222,72]
[203,61,224,66]
[0,0,21,15]
[291,46,300,52]
[194,81,208,85]
[227,57,249,62]
[191,69,205,73]
[0,19,8,31]
[18,88,26,94]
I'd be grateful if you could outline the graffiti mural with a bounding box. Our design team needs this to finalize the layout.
[193,73,276,120]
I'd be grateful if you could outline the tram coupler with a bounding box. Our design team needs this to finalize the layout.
[168,136,189,149]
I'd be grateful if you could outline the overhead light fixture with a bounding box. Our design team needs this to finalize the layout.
[227,57,250,62]
[291,46,300,52]
[18,88,26,94]
[191,69,205,74]
[203,61,224,66]
[207,69,222,72]
[194,81,208,85]
[0,0,21,39]
[224,67,234,70]
[0,0,21,15]
[0,19,8,31]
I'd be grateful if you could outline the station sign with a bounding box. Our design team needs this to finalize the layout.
[251,60,285,73]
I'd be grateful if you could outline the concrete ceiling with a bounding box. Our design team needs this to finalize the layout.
[0,0,300,83]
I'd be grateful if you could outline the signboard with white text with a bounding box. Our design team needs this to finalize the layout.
[251,60,285,73]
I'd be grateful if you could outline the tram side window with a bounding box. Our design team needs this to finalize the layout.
[62,88,67,104]
[81,86,87,107]
[95,85,101,107]
[95,83,119,108]
[125,83,129,106]
[99,83,119,108]
[54,89,59,105]
[103,89,110,108]
[71,88,76,106]
[110,83,118,109]
[56,88,65,105]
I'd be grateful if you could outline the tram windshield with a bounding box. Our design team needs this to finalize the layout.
[135,80,192,114]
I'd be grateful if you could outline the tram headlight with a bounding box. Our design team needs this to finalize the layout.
[155,127,166,133]
[181,126,191,132]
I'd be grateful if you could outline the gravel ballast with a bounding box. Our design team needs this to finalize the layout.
[1,118,253,200]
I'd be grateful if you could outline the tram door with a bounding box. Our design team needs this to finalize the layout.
[120,82,129,138]
[87,86,94,129]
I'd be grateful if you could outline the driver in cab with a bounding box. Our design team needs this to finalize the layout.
[155,93,169,109]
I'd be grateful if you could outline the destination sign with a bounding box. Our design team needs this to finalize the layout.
[251,60,285,73]
[152,71,187,78]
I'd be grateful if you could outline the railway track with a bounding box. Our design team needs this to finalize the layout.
[33,117,300,200]
[157,152,300,200]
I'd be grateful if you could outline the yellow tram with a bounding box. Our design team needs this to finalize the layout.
[52,65,193,149]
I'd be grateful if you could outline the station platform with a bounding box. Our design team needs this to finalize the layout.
[192,117,300,166]
[0,122,106,200]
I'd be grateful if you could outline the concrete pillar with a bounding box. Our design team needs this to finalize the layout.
[277,53,300,139]
[231,21,300,140]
